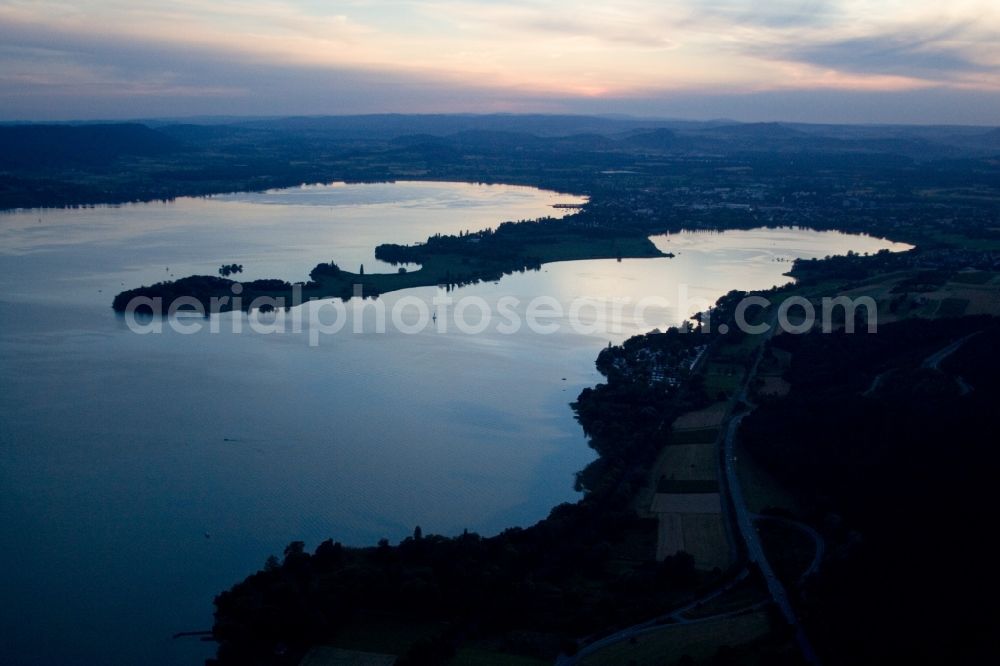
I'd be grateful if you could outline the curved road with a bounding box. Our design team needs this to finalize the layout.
[559,311,825,665]
[555,568,755,665]
[752,514,826,585]
[922,331,980,396]
[720,318,823,666]
[921,331,980,370]
[862,331,980,398]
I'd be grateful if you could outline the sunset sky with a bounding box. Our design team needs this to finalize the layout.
[1,0,998,123]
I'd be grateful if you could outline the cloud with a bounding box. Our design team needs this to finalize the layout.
[561,86,1000,125]
[681,0,841,29]
[0,1,998,122]
[517,15,675,49]
[419,1,679,49]
[768,25,999,81]
[0,16,536,119]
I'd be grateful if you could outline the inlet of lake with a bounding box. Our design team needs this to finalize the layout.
[0,181,910,665]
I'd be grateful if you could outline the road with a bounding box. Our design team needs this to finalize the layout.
[554,568,757,665]
[752,514,826,585]
[922,332,980,396]
[862,368,891,397]
[863,331,979,398]
[723,414,821,665]
[921,331,980,370]
[558,310,824,665]
[563,368,826,666]
[718,317,823,666]
[573,306,981,664]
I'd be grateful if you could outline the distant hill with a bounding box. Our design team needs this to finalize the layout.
[446,129,547,149]
[0,124,179,170]
[379,121,969,159]
[235,113,686,139]
[941,127,1000,155]
[619,128,683,151]
[666,121,964,158]
[1,114,996,210]
[154,114,998,158]
[698,122,807,139]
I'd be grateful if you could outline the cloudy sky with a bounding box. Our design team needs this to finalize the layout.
[1,0,998,123]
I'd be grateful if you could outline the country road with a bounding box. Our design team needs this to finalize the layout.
[719,316,823,666]
[864,331,980,398]
[921,332,979,370]
[558,310,825,665]
[554,569,759,666]
[721,413,820,666]
[752,515,826,584]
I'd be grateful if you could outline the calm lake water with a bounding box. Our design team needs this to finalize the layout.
[0,182,910,665]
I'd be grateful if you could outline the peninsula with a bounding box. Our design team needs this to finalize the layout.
[112,217,669,313]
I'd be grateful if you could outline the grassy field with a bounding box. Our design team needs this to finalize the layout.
[681,574,768,621]
[669,427,720,446]
[680,514,730,571]
[672,402,728,430]
[579,611,772,666]
[932,282,1000,317]
[806,269,1000,326]
[660,443,718,482]
[756,347,791,377]
[316,233,665,298]
[711,335,762,364]
[300,647,396,666]
[704,362,744,398]
[949,270,995,285]
[757,520,816,587]
[449,648,551,666]
[522,233,664,262]
[313,253,515,298]
[733,441,803,516]
[325,619,448,656]
[935,297,970,317]
[919,230,1000,251]
[755,375,791,398]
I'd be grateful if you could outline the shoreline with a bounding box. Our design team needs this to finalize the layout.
[112,222,671,313]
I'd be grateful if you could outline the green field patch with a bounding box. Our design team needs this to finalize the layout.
[660,443,718,482]
[450,647,551,666]
[522,233,664,262]
[668,427,720,445]
[672,402,728,430]
[326,619,448,656]
[949,271,995,285]
[657,479,719,494]
[704,363,744,398]
[579,610,771,666]
[681,573,769,621]
[935,297,970,317]
[756,520,817,587]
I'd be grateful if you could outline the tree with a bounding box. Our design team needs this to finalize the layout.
[283,541,305,563]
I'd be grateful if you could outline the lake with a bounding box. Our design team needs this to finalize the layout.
[0,181,910,665]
